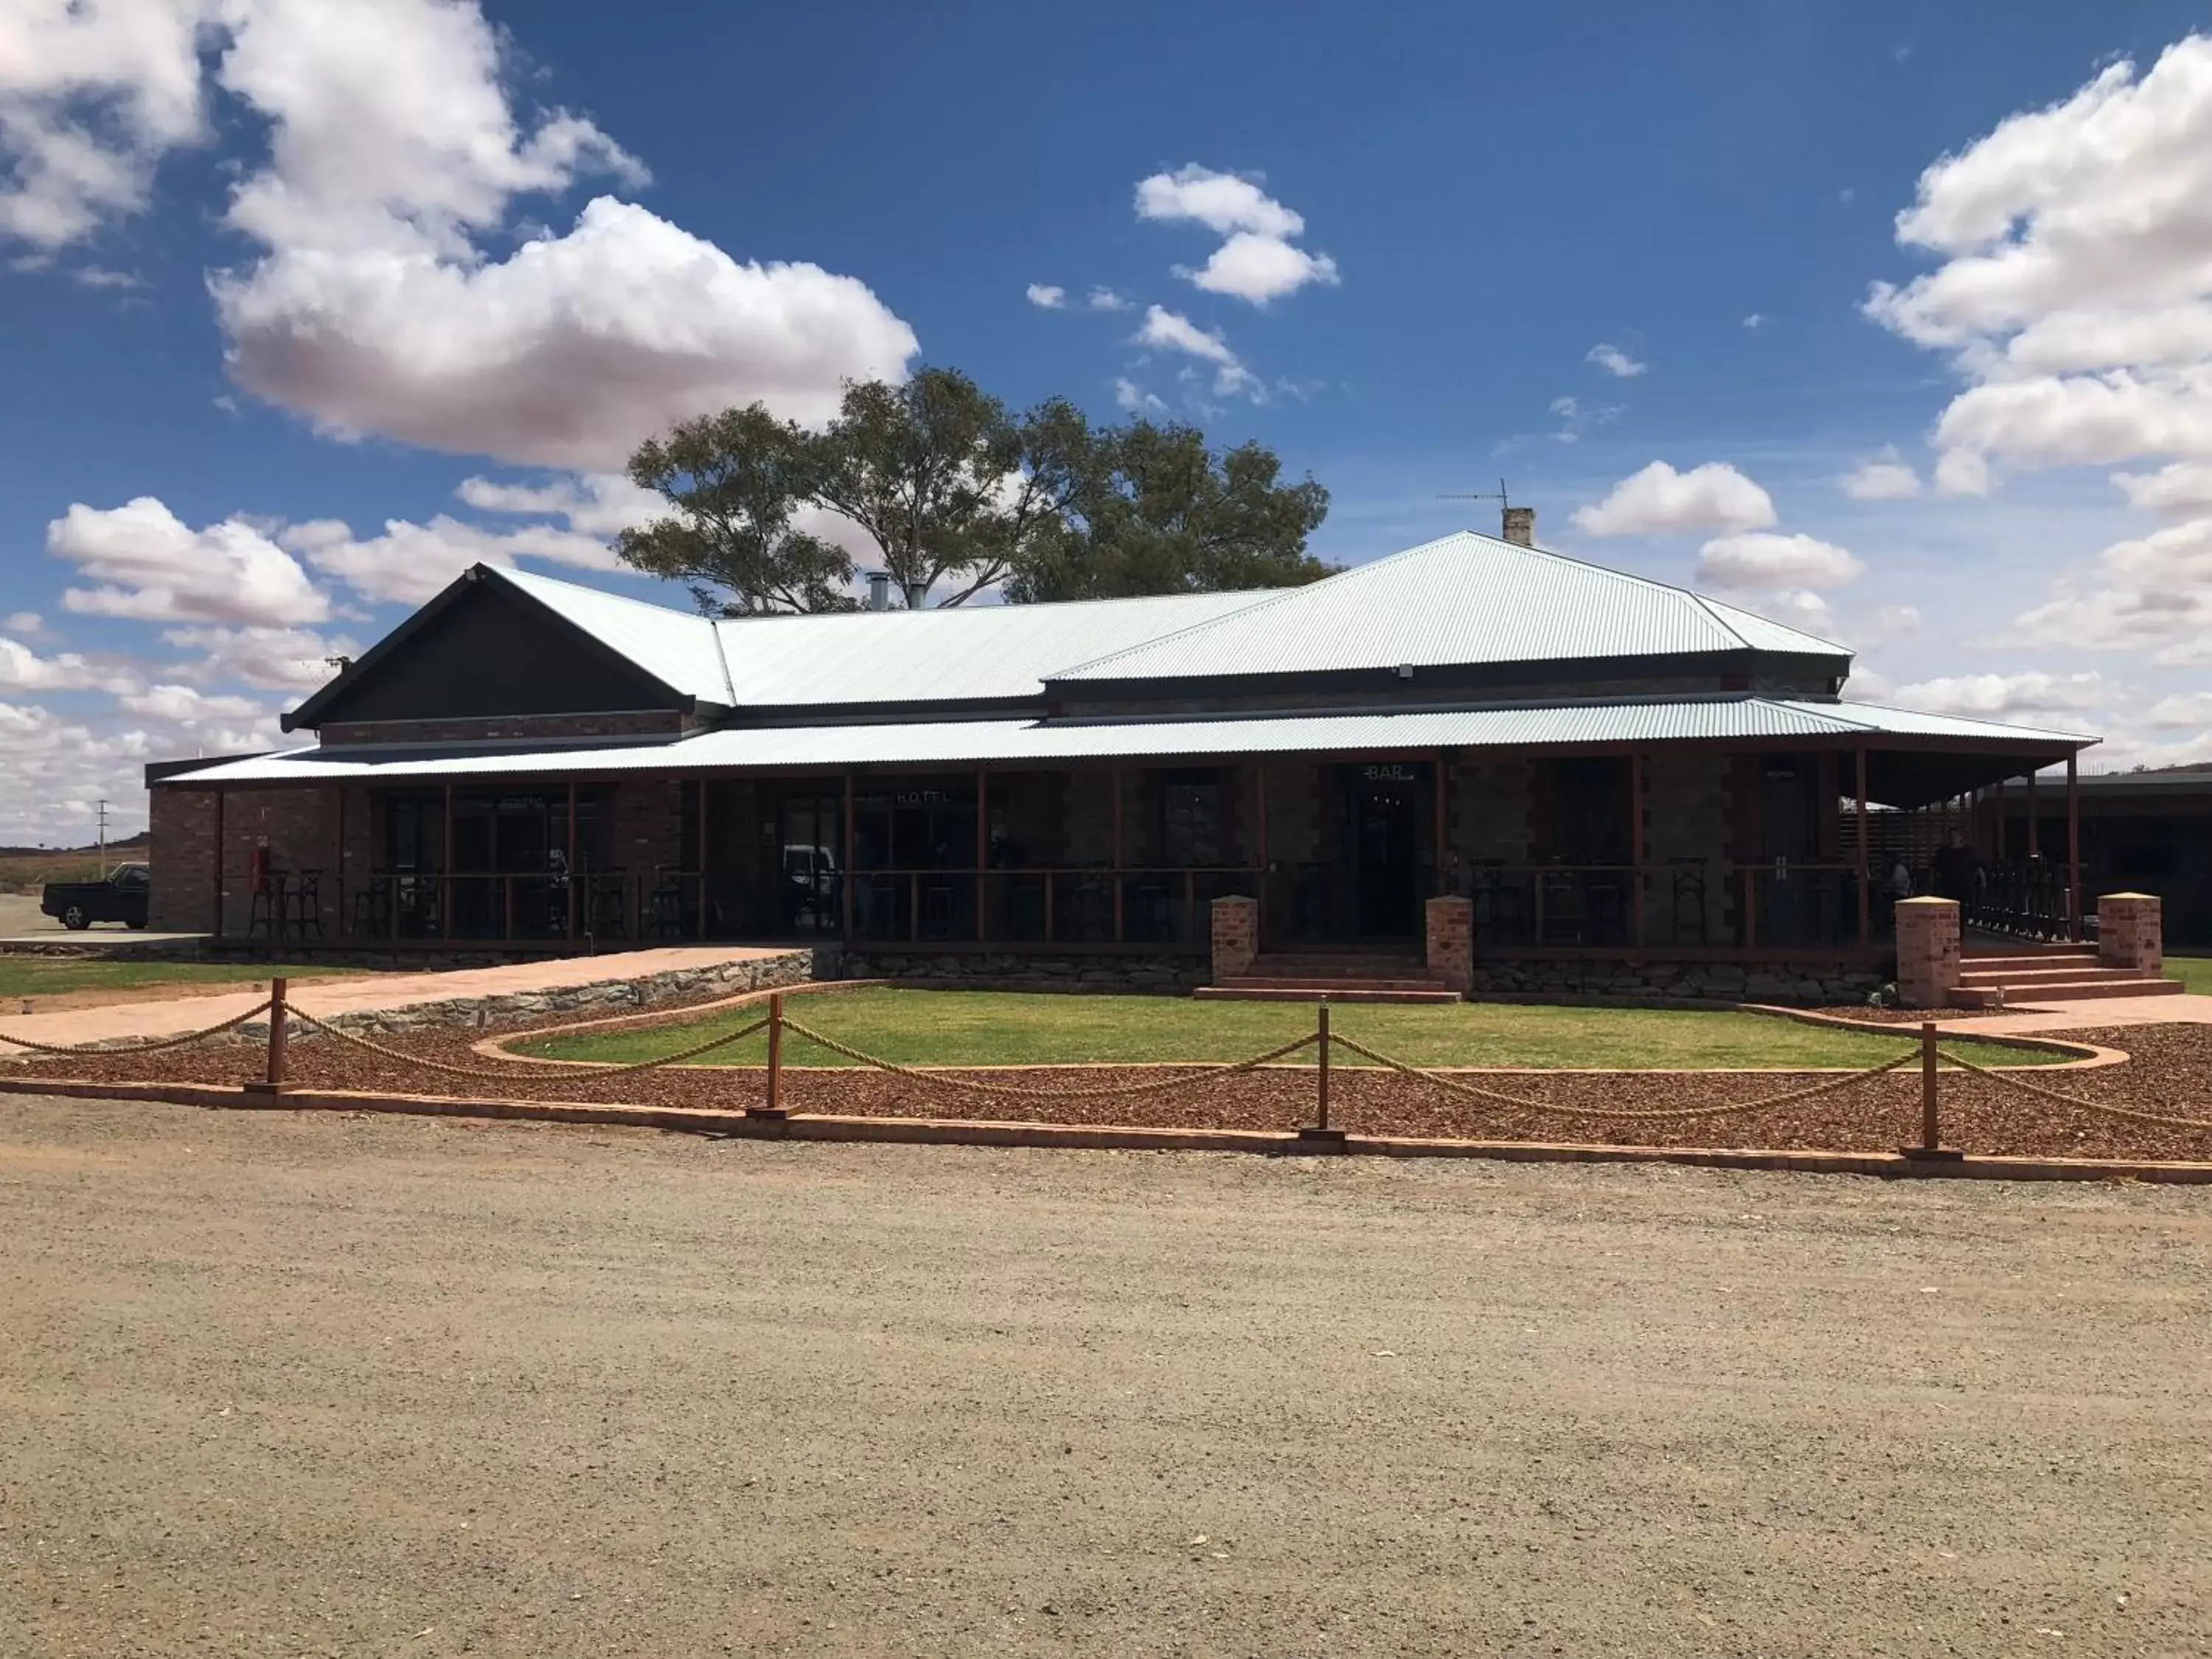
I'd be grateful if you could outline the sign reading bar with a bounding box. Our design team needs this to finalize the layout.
[1361,764,1417,783]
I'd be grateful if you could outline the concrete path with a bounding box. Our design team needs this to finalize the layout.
[1935,991,2212,1034]
[0,945,799,1050]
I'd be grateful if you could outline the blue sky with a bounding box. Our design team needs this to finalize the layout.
[5,0,2212,841]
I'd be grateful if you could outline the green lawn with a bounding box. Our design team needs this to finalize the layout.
[2165,956,2212,995]
[0,958,362,1001]
[518,987,2056,1071]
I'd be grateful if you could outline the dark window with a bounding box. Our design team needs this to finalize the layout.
[1551,759,1630,863]
[1161,776,1222,867]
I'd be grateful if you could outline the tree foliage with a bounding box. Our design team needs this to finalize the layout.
[616,366,1331,613]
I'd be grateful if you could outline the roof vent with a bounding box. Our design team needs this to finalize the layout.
[1502,506,1536,546]
[866,571,891,611]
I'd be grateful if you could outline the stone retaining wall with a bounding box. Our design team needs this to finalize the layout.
[1469,959,1884,1006]
[842,952,1208,993]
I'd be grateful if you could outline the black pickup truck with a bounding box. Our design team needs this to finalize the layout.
[41,863,152,930]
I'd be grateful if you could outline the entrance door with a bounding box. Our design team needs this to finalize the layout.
[1349,765,1423,938]
[777,791,843,935]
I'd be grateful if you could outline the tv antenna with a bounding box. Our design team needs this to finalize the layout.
[1440,477,1512,513]
[95,798,110,878]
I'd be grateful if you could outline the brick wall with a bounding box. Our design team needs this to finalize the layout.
[150,783,346,935]
[1448,756,1536,863]
[319,712,684,745]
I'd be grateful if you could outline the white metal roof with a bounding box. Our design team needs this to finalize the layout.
[1051,532,1849,684]
[709,588,1262,707]
[178,695,2090,789]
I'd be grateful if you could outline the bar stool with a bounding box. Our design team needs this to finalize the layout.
[286,869,324,939]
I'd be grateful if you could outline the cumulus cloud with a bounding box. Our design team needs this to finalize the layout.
[0,633,115,692]
[282,512,621,607]
[1113,378,1165,416]
[1135,164,1337,305]
[2112,459,2212,514]
[161,624,358,692]
[1695,532,1865,591]
[1865,36,2212,490]
[1133,304,1255,397]
[1085,286,1127,312]
[454,471,662,538]
[1891,670,2108,723]
[1571,462,1778,537]
[118,683,268,723]
[46,496,332,625]
[1025,282,1065,309]
[1585,342,1646,378]
[8,1,922,470]
[0,0,214,248]
[1840,449,1922,499]
[4,610,50,639]
[2013,515,2212,663]
[2148,690,2212,726]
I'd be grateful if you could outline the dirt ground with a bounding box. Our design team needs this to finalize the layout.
[3,1096,2209,1658]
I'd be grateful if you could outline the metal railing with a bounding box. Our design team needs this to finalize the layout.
[848,866,1259,947]
[1461,862,1869,951]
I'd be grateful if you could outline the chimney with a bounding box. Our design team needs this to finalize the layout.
[866,571,891,611]
[1501,505,1536,547]
[905,581,930,611]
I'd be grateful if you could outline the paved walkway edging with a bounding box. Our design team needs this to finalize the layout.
[4,1076,2205,1185]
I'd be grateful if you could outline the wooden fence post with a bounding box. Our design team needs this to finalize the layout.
[751,992,789,1122]
[1298,1000,1347,1147]
[249,976,288,1098]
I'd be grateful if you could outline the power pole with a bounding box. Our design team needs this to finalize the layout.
[96,799,109,878]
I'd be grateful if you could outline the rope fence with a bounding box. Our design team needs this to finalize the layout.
[8,978,2197,1157]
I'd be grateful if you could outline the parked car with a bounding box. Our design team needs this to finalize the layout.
[41,863,152,930]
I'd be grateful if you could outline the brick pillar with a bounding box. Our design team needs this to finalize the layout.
[1896,897,1961,1009]
[2098,892,2163,974]
[1209,894,1258,984]
[1425,894,1473,994]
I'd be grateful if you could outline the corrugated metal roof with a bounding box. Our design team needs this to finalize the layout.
[1051,532,1851,684]
[175,695,2089,787]
[711,588,1262,707]
[495,566,733,706]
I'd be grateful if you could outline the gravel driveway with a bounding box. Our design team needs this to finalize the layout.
[3,1094,2208,1657]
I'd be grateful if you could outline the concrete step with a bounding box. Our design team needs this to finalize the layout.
[1999,978,2183,1002]
[1247,956,1433,976]
[1224,975,1454,992]
[1193,984,1462,1005]
[1958,964,2150,985]
[1961,952,2100,970]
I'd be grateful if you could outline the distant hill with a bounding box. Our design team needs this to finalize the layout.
[0,830,150,858]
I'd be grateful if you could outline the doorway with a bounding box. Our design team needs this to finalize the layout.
[776,790,843,936]
[1343,763,1427,940]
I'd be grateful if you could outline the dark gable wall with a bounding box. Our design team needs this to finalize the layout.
[311,581,678,724]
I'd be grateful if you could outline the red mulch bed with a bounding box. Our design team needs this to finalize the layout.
[8,993,2210,1163]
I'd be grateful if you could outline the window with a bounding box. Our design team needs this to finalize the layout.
[1161,776,1222,867]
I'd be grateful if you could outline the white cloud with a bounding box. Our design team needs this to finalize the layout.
[161,624,358,692]
[1026,282,1065,309]
[1742,313,1767,330]
[1135,164,1304,238]
[46,496,332,625]
[1135,163,1336,306]
[1085,286,1127,312]
[0,634,114,692]
[1865,37,2212,491]
[2112,459,2212,513]
[2148,690,2212,727]
[1753,589,1834,629]
[1891,670,2108,723]
[2013,515,2212,663]
[9,1,922,471]
[1840,449,1922,499]
[1184,232,1339,305]
[1585,342,1646,378]
[454,471,662,538]
[1113,377,1165,416]
[282,512,622,607]
[1870,604,1924,639]
[3,611,49,639]
[1571,461,1778,537]
[1133,304,1255,397]
[118,683,268,723]
[1695,532,1865,591]
[0,0,214,249]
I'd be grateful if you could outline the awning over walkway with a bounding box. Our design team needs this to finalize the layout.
[164,695,2093,810]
